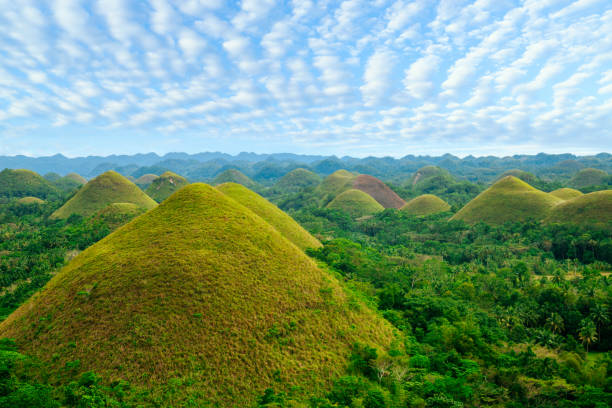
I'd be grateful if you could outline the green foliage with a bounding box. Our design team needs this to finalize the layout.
[401,194,451,216]
[570,168,609,189]
[212,168,258,189]
[0,169,61,201]
[547,190,612,229]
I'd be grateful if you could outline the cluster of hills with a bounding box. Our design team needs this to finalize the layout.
[2,152,611,185]
[1,162,610,229]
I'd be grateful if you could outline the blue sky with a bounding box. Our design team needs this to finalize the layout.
[0,0,611,157]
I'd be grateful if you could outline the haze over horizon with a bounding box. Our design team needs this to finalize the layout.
[1,0,611,157]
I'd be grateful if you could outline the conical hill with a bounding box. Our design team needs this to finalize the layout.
[0,184,393,406]
[144,171,189,202]
[327,189,384,218]
[274,168,321,192]
[135,174,158,189]
[352,174,405,208]
[450,176,562,224]
[401,194,450,216]
[50,171,157,219]
[212,168,257,189]
[315,169,356,203]
[0,168,60,199]
[546,190,612,228]
[217,182,321,250]
[549,188,583,200]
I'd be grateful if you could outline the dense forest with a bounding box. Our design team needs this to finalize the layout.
[0,162,609,407]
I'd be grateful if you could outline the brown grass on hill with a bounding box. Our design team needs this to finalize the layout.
[352,174,405,208]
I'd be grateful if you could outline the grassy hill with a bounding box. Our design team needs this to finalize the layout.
[546,190,612,228]
[315,170,356,203]
[50,171,157,219]
[327,189,384,218]
[274,168,321,192]
[65,173,87,185]
[93,202,148,230]
[497,169,537,185]
[144,171,189,203]
[135,174,159,189]
[410,166,452,186]
[16,196,45,205]
[217,182,321,250]
[550,188,583,200]
[451,176,562,224]
[213,168,258,189]
[352,174,405,208]
[0,183,393,406]
[0,169,60,200]
[401,194,450,216]
[570,168,608,189]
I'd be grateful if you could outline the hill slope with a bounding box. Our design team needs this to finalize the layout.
[410,165,452,186]
[212,168,257,189]
[401,194,450,216]
[327,189,384,217]
[549,188,583,200]
[315,170,356,203]
[274,168,321,192]
[451,176,562,224]
[569,168,608,188]
[352,174,405,208]
[144,171,189,202]
[0,184,393,406]
[497,169,537,184]
[93,202,148,230]
[217,182,321,250]
[135,174,158,189]
[0,169,60,199]
[50,171,157,219]
[546,190,612,228]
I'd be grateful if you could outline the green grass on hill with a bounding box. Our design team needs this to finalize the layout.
[50,171,157,219]
[546,190,612,228]
[497,169,537,184]
[135,174,159,189]
[315,169,356,204]
[217,182,322,250]
[410,165,451,186]
[401,194,450,216]
[549,188,583,200]
[352,174,405,208]
[451,176,562,224]
[0,183,394,406]
[65,173,87,185]
[16,196,45,205]
[327,189,384,218]
[93,202,148,230]
[274,168,321,192]
[212,169,257,189]
[0,169,60,200]
[144,171,189,203]
[570,168,608,189]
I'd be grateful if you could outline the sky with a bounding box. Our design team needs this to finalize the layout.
[0,0,611,158]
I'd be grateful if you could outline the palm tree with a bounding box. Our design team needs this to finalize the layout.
[546,312,564,334]
[578,319,597,352]
[590,303,609,342]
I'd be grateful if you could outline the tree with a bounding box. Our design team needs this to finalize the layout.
[546,313,565,334]
[590,303,609,342]
[578,319,597,352]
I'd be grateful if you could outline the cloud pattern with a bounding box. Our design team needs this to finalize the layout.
[0,0,611,156]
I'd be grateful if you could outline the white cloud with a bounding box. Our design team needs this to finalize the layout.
[360,48,396,106]
[404,54,441,99]
[178,29,206,59]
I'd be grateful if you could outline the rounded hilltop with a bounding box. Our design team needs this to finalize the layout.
[352,174,405,208]
[50,170,157,219]
[497,169,537,184]
[145,171,189,202]
[546,190,612,228]
[212,168,257,189]
[274,168,321,192]
[0,183,394,407]
[135,173,159,189]
[327,188,384,218]
[451,176,562,224]
[549,188,583,200]
[0,168,60,200]
[401,194,450,216]
[569,168,608,189]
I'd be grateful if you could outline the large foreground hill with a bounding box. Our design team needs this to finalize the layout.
[0,183,393,406]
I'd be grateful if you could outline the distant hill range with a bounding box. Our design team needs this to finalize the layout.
[1,152,610,185]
